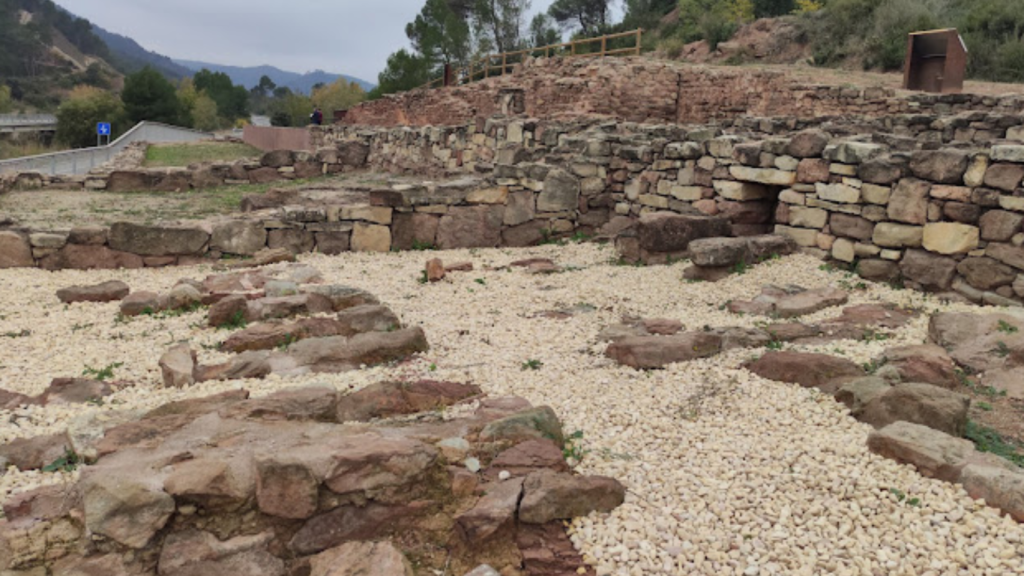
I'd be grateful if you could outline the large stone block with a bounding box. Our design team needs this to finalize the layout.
[887,179,931,224]
[789,206,828,228]
[436,205,505,249]
[391,213,439,250]
[983,163,1024,192]
[872,223,923,248]
[537,168,579,212]
[0,231,33,268]
[830,213,874,241]
[713,180,769,201]
[922,223,979,255]
[816,182,860,203]
[108,223,210,256]
[728,165,796,186]
[351,223,392,252]
[211,221,268,255]
[980,210,1024,242]
[910,149,969,184]
[636,212,731,252]
[900,249,958,290]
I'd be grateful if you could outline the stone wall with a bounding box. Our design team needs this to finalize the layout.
[318,114,1024,305]
[339,56,1024,128]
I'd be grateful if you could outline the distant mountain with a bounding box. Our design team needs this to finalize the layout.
[173,60,374,93]
[91,25,193,80]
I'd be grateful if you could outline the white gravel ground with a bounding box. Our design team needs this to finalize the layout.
[1,243,1021,575]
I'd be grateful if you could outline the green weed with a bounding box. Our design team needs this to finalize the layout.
[82,362,124,381]
[998,320,1019,334]
[965,420,1024,468]
[217,310,248,331]
[42,448,80,473]
[521,359,544,371]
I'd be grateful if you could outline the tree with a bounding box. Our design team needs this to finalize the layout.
[369,49,433,98]
[56,86,124,148]
[529,13,561,47]
[473,0,531,53]
[252,74,277,97]
[312,78,366,116]
[268,92,313,127]
[547,0,610,35]
[621,0,676,29]
[122,66,184,125]
[753,0,796,18]
[191,93,220,131]
[193,69,249,121]
[406,0,472,67]
[0,85,11,113]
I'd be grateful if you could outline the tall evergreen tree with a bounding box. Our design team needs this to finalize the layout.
[121,66,183,125]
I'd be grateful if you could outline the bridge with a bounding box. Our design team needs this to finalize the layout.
[0,114,58,135]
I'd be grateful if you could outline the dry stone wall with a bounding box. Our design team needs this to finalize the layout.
[340,57,1024,128]
[319,114,1024,305]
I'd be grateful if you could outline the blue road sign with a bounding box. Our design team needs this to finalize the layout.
[97,122,111,136]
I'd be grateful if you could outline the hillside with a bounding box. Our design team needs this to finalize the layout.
[0,0,122,110]
[91,24,193,80]
[174,60,374,93]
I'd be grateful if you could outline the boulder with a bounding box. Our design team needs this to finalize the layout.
[957,257,1016,290]
[487,439,569,479]
[426,258,446,282]
[887,179,930,225]
[261,149,294,168]
[744,351,864,393]
[636,211,732,253]
[337,140,370,167]
[281,328,429,373]
[56,280,130,303]
[786,129,829,158]
[480,406,564,445]
[605,332,722,369]
[518,469,626,524]
[979,210,1024,242]
[538,168,579,212]
[859,382,970,436]
[391,212,439,250]
[774,287,848,318]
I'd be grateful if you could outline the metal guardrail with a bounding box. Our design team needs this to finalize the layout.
[0,114,57,127]
[418,28,643,91]
[0,121,213,177]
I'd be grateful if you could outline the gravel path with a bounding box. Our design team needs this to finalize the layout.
[1,243,1022,575]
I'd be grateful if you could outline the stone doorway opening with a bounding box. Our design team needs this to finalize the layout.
[716,182,784,237]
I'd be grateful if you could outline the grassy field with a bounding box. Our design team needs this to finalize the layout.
[0,140,64,161]
[144,141,261,168]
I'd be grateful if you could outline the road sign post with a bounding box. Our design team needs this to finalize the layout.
[97,122,111,147]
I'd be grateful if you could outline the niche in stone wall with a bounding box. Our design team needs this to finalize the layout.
[715,181,784,237]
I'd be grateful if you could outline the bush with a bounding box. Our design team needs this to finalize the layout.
[864,0,941,71]
[55,86,124,148]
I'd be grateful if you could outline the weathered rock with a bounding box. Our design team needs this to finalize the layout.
[81,465,176,548]
[160,344,197,388]
[910,149,969,184]
[900,249,958,291]
[983,163,1024,192]
[636,211,731,253]
[538,168,580,212]
[867,421,976,482]
[487,439,569,479]
[519,469,626,524]
[960,465,1024,522]
[37,378,114,406]
[118,291,159,316]
[0,231,35,268]
[774,287,848,318]
[860,382,970,436]
[436,205,505,249]
[426,258,446,282]
[335,380,481,422]
[887,179,930,225]
[786,129,829,158]
[834,377,891,418]
[880,344,959,389]
[605,332,722,369]
[480,406,564,445]
[108,222,209,256]
[164,283,203,311]
[308,541,413,576]
[744,351,864,393]
[922,223,979,255]
[158,530,285,576]
[0,432,72,471]
[56,280,130,303]
[980,210,1024,242]
[957,257,1016,290]
[211,221,268,256]
[337,140,370,167]
[456,478,524,541]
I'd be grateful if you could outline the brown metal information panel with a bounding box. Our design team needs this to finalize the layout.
[903,28,968,94]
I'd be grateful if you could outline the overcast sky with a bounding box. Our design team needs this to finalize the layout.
[54,0,569,83]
